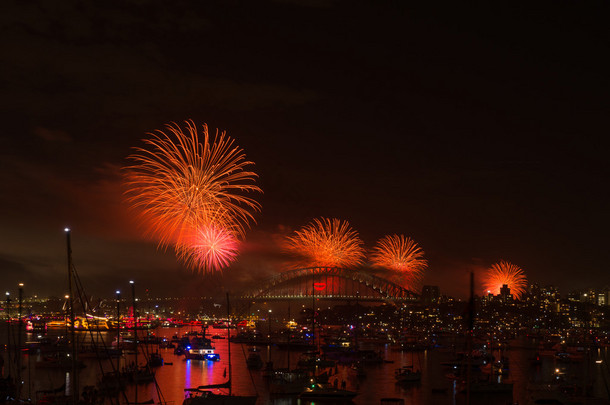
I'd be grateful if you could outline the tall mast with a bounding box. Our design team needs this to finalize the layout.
[130,280,137,405]
[311,275,315,350]
[65,228,78,405]
[287,303,290,371]
[116,290,121,374]
[225,293,231,396]
[355,290,359,351]
[17,283,23,399]
[5,292,11,379]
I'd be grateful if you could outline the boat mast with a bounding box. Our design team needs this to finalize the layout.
[5,292,12,379]
[65,228,79,405]
[355,290,359,351]
[130,280,138,405]
[116,290,121,374]
[16,283,23,399]
[287,302,290,371]
[311,275,315,351]
[225,293,232,397]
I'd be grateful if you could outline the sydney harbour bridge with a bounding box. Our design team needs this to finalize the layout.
[240,266,419,303]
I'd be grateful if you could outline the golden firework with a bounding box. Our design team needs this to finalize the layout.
[483,260,527,299]
[285,217,365,268]
[124,120,261,271]
[371,234,427,289]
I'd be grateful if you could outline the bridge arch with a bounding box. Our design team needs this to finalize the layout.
[244,267,419,302]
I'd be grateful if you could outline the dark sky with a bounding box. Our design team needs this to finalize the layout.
[1,1,608,299]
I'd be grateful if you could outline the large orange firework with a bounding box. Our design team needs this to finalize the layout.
[371,234,427,289]
[285,218,365,268]
[176,224,240,272]
[483,260,527,299]
[124,120,261,271]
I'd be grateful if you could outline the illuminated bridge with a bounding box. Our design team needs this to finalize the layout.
[242,267,419,302]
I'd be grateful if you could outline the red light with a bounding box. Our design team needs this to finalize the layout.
[313,282,326,291]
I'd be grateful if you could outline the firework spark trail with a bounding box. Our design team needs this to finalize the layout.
[123,120,261,271]
[371,234,427,289]
[483,260,527,299]
[176,224,240,272]
[285,217,365,268]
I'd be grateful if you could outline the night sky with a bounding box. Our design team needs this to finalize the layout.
[1,1,608,299]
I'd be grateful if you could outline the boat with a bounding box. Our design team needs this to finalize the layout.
[132,367,155,384]
[148,352,164,367]
[185,346,220,361]
[182,293,257,405]
[268,369,309,395]
[299,383,357,401]
[245,353,263,369]
[394,365,421,383]
[98,371,128,395]
[380,399,405,405]
[297,351,336,369]
[183,389,256,405]
[185,334,220,361]
[185,347,220,361]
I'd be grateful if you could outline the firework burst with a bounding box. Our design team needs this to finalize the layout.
[285,218,365,268]
[176,224,240,272]
[483,260,527,299]
[123,120,261,271]
[371,234,427,289]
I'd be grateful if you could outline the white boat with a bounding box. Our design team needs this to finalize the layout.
[185,335,220,361]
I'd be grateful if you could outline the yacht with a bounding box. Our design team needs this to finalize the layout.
[185,335,220,361]
[394,366,421,383]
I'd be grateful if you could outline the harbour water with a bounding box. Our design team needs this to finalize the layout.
[3,325,609,405]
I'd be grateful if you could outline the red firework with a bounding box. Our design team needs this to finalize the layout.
[483,260,527,299]
[123,120,261,247]
[285,217,365,268]
[176,224,240,272]
[371,234,427,289]
[123,120,261,272]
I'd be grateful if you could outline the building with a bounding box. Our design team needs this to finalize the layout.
[421,285,440,305]
[499,284,513,303]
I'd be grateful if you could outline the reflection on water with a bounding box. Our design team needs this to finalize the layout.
[2,326,609,405]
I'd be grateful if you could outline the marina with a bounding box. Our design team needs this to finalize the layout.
[2,321,609,405]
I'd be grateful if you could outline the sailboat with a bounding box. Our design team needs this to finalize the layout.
[460,272,513,397]
[182,294,257,405]
[268,303,309,395]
